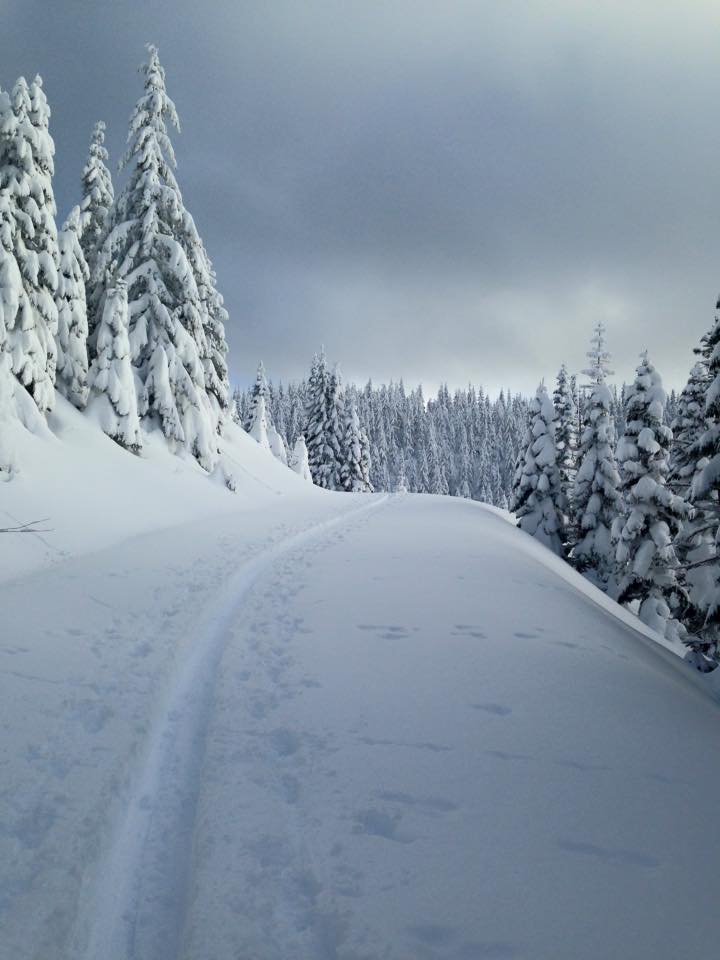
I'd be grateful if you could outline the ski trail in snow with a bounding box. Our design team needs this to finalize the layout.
[78,495,389,960]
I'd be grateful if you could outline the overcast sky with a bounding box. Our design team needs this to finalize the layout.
[6,0,720,394]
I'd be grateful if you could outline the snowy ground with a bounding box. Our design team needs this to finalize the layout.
[2,409,720,960]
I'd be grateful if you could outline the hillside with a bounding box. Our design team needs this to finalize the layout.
[1,407,719,960]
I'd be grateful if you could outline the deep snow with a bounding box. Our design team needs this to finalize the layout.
[1,404,720,960]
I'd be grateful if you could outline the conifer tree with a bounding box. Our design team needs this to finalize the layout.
[78,120,113,314]
[246,361,270,431]
[290,434,312,481]
[553,362,577,538]
[55,206,89,409]
[572,322,622,590]
[0,77,60,413]
[612,354,690,633]
[248,394,270,448]
[94,45,228,469]
[511,383,564,555]
[340,401,373,492]
[669,360,709,500]
[87,279,141,452]
[0,182,26,473]
[268,422,288,464]
[682,308,720,662]
[668,358,715,650]
[305,350,343,489]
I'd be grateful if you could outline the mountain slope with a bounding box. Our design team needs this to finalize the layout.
[1,461,719,958]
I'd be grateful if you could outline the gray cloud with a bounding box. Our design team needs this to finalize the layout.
[5,0,720,394]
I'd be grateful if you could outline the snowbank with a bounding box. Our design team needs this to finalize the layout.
[0,395,322,584]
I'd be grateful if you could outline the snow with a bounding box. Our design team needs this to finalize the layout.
[0,393,317,584]
[1,405,720,959]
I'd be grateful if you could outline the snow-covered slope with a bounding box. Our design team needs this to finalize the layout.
[1,412,719,960]
[0,394,318,584]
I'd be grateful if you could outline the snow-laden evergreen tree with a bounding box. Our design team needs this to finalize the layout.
[268,423,288,464]
[340,401,373,492]
[87,279,141,452]
[78,120,113,317]
[572,322,622,590]
[246,361,270,432]
[249,395,270,449]
[305,351,344,489]
[55,206,89,408]
[511,383,564,555]
[612,353,690,634]
[681,307,720,663]
[0,77,60,413]
[669,360,709,500]
[290,434,312,481]
[0,182,26,474]
[667,357,715,651]
[94,45,228,469]
[553,363,577,538]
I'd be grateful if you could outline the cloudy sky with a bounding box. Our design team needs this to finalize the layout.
[6,0,720,394]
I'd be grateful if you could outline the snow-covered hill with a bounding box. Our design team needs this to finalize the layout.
[0,394,317,584]
[1,408,719,960]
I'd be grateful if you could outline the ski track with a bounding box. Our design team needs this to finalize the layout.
[79,494,389,960]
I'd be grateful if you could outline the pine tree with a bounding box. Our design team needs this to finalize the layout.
[249,395,270,449]
[553,363,577,539]
[94,45,228,469]
[668,358,715,651]
[305,351,343,489]
[340,401,373,492]
[0,181,26,474]
[612,353,690,633]
[290,434,312,482]
[0,77,60,413]
[55,206,89,408]
[669,361,709,500]
[572,322,622,590]
[78,120,113,317]
[246,361,270,431]
[87,279,141,452]
[511,383,564,555]
[268,423,288,464]
[682,308,720,662]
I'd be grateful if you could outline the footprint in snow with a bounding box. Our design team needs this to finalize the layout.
[471,702,512,717]
[557,838,660,868]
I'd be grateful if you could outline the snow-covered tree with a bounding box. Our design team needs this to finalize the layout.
[669,360,709,500]
[681,308,720,663]
[268,423,288,464]
[572,322,622,590]
[340,401,373,492]
[249,395,270,449]
[245,361,270,432]
[612,354,690,634]
[94,45,228,469]
[0,182,26,474]
[511,382,565,555]
[55,206,89,408]
[0,77,60,413]
[78,120,113,312]
[290,434,312,481]
[305,351,343,489]
[553,363,577,532]
[87,279,141,452]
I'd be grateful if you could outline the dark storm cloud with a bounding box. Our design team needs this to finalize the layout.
[5,0,720,393]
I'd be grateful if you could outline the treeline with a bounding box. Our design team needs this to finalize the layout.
[511,321,719,671]
[233,357,678,508]
[0,45,231,477]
